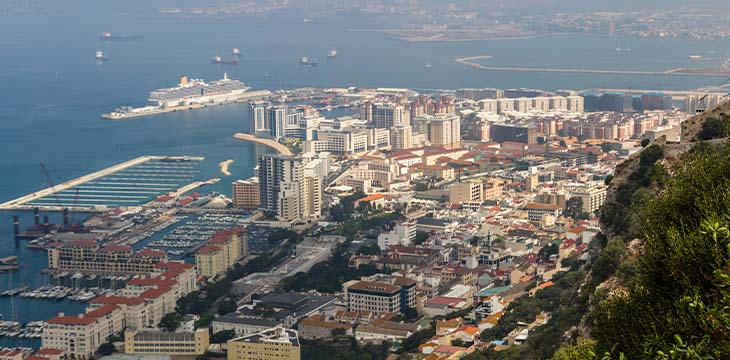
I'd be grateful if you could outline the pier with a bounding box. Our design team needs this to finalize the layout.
[0,156,204,212]
[454,56,730,77]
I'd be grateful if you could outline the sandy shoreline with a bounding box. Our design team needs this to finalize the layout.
[219,159,234,176]
[233,133,294,156]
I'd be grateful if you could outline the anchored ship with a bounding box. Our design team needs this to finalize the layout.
[212,55,239,65]
[327,49,337,58]
[300,56,318,66]
[99,32,143,41]
[233,48,241,56]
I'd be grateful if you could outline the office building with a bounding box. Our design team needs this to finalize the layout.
[413,113,461,149]
[124,328,209,356]
[227,327,301,360]
[525,203,562,221]
[232,178,260,208]
[249,101,269,137]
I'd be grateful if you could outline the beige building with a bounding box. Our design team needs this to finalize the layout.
[47,241,167,275]
[343,277,417,315]
[448,180,483,204]
[298,316,352,339]
[124,327,209,356]
[232,178,260,208]
[42,305,124,360]
[195,228,248,278]
[228,327,301,360]
[390,125,413,150]
[571,184,608,214]
[413,114,461,149]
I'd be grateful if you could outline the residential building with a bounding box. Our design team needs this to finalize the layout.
[297,316,352,339]
[448,180,483,204]
[258,154,322,222]
[390,125,413,150]
[413,114,461,149]
[47,241,167,275]
[195,228,248,278]
[232,178,260,208]
[377,219,417,250]
[42,305,123,359]
[124,328,209,356]
[571,184,608,214]
[362,102,409,128]
[227,327,301,360]
[343,276,417,315]
[525,203,562,221]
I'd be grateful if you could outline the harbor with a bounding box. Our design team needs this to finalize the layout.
[0,156,205,212]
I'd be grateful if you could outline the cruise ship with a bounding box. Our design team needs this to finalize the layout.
[148,73,250,107]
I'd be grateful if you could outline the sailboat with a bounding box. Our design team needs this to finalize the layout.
[616,40,631,52]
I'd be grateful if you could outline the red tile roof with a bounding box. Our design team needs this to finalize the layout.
[196,245,222,255]
[48,304,118,325]
[26,356,51,360]
[157,262,194,270]
[68,240,97,247]
[90,296,144,306]
[134,249,166,258]
[139,286,172,299]
[127,277,176,288]
[37,349,64,355]
[0,349,23,357]
[100,245,132,252]
[356,193,385,202]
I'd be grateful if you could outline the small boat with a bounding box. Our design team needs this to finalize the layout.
[95,50,108,61]
[425,62,432,69]
[233,48,241,56]
[327,49,337,58]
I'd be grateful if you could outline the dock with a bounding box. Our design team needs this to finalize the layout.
[0,156,205,212]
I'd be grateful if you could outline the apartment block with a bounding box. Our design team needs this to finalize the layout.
[124,327,209,355]
[228,327,301,360]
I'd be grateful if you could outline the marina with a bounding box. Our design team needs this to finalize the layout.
[0,156,205,212]
[144,213,250,257]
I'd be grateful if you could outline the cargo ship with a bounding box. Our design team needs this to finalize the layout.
[99,32,143,41]
[212,55,239,65]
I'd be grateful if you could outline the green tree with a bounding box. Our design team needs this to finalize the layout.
[195,314,214,328]
[211,329,236,344]
[564,197,584,220]
[98,342,116,356]
[451,338,465,347]
[414,231,429,245]
[698,116,727,140]
[217,300,238,315]
[158,312,182,332]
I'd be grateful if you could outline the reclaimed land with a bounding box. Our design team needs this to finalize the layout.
[454,56,730,77]
[232,133,293,156]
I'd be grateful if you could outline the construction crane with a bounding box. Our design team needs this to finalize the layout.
[40,162,79,225]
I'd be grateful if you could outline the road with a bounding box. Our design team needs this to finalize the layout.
[232,133,293,156]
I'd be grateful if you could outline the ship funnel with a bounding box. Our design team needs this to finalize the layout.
[180,75,188,86]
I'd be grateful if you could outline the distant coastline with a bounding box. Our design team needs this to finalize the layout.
[347,28,565,42]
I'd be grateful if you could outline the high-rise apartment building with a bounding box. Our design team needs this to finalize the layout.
[390,124,413,150]
[257,154,322,222]
[361,102,409,128]
[412,114,461,149]
[232,178,260,208]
